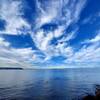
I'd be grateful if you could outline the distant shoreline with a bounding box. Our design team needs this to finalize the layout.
[0,67,100,70]
[0,68,23,70]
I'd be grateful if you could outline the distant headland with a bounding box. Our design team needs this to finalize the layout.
[0,67,23,70]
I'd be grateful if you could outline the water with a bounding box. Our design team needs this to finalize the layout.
[0,68,100,100]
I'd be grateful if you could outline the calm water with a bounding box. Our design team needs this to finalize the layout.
[0,68,100,100]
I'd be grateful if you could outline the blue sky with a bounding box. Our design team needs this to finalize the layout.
[0,0,100,68]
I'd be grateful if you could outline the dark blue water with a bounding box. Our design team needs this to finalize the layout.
[0,68,100,100]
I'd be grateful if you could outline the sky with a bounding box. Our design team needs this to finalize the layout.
[0,0,100,68]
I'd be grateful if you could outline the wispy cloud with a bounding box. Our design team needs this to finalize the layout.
[0,0,100,68]
[0,37,35,68]
[83,30,100,43]
[30,0,86,61]
[66,40,100,64]
[0,0,30,35]
[82,11,100,25]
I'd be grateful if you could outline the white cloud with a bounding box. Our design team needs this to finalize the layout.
[62,29,100,66]
[88,34,100,43]
[35,0,63,29]
[1,0,100,68]
[73,0,86,21]
[58,29,78,43]
[0,37,10,47]
[0,0,30,35]
[66,42,100,63]
[0,0,87,64]
[53,26,64,38]
[34,0,86,29]
[30,0,86,61]
[0,37,36,68]
[32,29,53,51]
[82,11,100,25]
[82,16,92,24]
[83,30,100,43]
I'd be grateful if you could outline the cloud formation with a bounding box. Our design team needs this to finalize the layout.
[0,36,35,68]
[0,0,30,35]
[31,0,86,60]
[0,0,100,68]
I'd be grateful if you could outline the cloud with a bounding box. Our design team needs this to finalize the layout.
[63,29,100,67]
[83,30,100,43]
[35,0,63,29]
[34,0,86,29]
[0,36,10,46]
[85,34,100,43]
[66,40,100,64]
[30,0,86,61]
[82,11,100,25]
[0,0,100,68]
[58,29,78,43]
[0,37,35,68]
[0,0,30,35]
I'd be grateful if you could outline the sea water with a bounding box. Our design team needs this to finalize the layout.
[0,68,100,100]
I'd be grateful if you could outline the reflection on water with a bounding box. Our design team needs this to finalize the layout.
[0,68,100,100]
